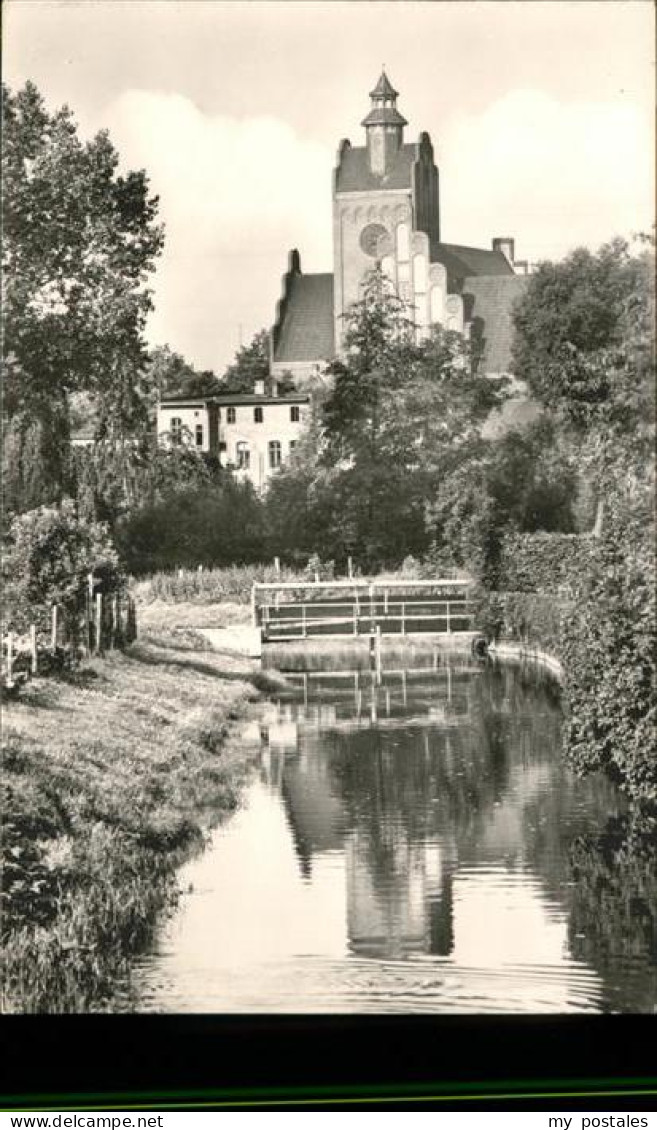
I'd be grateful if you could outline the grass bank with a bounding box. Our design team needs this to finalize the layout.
[1,617,275,1014]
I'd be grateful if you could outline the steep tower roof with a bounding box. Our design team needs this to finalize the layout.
[361,69,408,128]
[369,69,399,100]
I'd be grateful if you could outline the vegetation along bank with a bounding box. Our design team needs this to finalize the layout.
[1,601,280,1014]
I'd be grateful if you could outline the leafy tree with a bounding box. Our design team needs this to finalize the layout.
[511,237,650,424]
[309,270,508,567]
[114,480,265,573]
[145,345,221,403]
[2,82,163,506]
[2,500,122,633]
[426,418,579,584]
[219,329,294,394]
[220,329,271,393]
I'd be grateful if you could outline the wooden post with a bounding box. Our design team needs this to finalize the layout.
[353,603,358,635]
[347,556,353,579]
[87,573,94,654]
[314,570,320,584]
[6,632,14,686]
[95,593,103,654]
[369,583,375,632]
[51,605,59,650]
[274,556,280,576]
[112,593,120,648]
[30,624,38,675]
[384,589,389,616]
[446,600,451,635]
[302,604,307,639]
[251,584,258,628]
[401,601,406,636]
[375,625,382,686]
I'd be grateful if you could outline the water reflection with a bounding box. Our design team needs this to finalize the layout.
[132,656,656,1013]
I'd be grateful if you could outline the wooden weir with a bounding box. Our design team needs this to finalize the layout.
[251,579,475,644]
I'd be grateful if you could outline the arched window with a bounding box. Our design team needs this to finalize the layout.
[268,440,282,469]
[236,441,250,470]
[170,417,182,445]
[396,222,410,262]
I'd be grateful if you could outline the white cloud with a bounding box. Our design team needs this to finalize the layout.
[104,90,334,370]
[441,89,654,262]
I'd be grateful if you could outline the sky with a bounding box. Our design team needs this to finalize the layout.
[4,0,655,373]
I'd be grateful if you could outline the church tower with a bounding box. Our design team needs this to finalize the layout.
[332,70,442,353]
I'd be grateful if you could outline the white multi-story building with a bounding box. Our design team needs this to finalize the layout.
[156,380,309,493]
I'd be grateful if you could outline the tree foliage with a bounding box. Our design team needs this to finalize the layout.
[114,480,265,574]
[2,500,122,632]
[267,270,509,568]
[2,82,164,506]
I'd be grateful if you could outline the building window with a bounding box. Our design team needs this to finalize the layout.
[219,441,227,452]
[195,424,203,447]
[170,417,182,445]
[289,440,297,453]
[290,405,300,423]
[236,442,250,470]
[268,440,282,469]
[396,222,410,262]
[254,406,263,423]
[226,406,236,424]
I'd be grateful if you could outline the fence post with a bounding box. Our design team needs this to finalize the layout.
[274,556,280,577]
[347,556,353,579]
[51,605,59,651]
[446,601,451,635]
[6,632,14,686]
[95,593,103,654]
[302,604,307,639]
[86,573,94,654]
[369,583,375,632]
[401,602,406,636]
[353,604,358,636]
[251,584,258,629]
[30,624,38,675]
[375,625,382,686]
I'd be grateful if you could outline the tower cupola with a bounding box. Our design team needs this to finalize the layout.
[361,69,407,176]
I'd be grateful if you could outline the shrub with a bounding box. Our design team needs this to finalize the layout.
[498,531,598,593]
[560,523,656,805]
[114,482,265,574]
[2,500,122,633]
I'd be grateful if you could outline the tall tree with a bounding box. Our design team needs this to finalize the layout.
[2,82,164,508]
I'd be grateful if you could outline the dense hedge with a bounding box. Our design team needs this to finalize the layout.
[473,589,568,656]
[498,532,598,593]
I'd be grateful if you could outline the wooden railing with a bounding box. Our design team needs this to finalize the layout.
[252,580,475,643]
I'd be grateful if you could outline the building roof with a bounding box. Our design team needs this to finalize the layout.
[370,71,399,100]
[273,272,335,364]
[460,274,529,374]
[430,242,515,284]
[361,106,408,128]
[335,142,416,192]
[160,393,310,408]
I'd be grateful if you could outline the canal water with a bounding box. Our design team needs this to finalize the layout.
[131,654,657,1013]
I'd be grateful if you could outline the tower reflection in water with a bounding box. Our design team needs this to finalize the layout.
[258,658,486,962]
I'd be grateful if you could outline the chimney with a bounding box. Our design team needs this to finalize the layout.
[492,237,515,266]
[254,379,265,396]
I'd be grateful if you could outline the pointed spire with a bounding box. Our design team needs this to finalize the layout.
[361,69,407,129]
[369,68,398,101]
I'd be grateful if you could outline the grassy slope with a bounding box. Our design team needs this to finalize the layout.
[2,621,269,1013]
